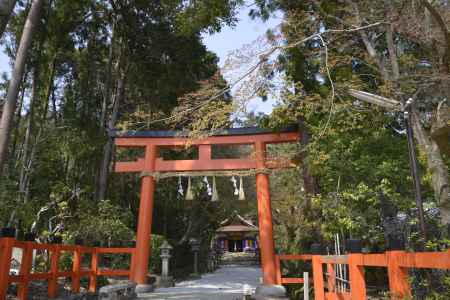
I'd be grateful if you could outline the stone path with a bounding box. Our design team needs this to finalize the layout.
[138,265,262,300]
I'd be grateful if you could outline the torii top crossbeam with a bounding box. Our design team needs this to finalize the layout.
[114,127,299,173]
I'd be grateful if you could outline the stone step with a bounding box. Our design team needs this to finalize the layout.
[220,252,259,266]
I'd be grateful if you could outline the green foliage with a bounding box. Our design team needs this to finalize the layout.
[175,0,244,34]
[250,0,450,297]
[149,234,165,273]
[67,200,134,246]
[0,1,244,280]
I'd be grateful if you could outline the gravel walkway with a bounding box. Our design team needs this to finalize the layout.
[138,265,262,300]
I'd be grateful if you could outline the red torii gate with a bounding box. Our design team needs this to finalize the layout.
[114,127,299,289]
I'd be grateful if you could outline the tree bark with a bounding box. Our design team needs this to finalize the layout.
[45,56,56,124]
[50,87,57,123]
[10,65,49,225]
[0,0,16,38]
[99,21,116,131]
[384,0,400,81]
[18,67,38,200]
[97,73,124,201]
[297,116,319,199]
[348,0,389,80]
[411,108,450,223]
[420,0,450,73]
[10,80,26,166]
[0,0,44,175]
[18,57,54,204]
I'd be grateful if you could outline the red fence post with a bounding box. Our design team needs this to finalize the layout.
[327,263,336,293]
[17,242,33,300]
[48,245,60,298]
[0,237,14,300]
[89,248,98,293]
[386,251,411,299]
[72,246,81,293]
[275,255,281,285]
[129,248,136,281]
[348,253,366,300]
[312,255,325,300]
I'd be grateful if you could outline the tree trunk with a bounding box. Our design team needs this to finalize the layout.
[0,0,44,175]
[20,60,52,203]
[10,80,26,167]
[10,66,47,225]
[411,108,450,223]
[297,117,319,199]
[99,21,116,131]
[420,0,450,73]
[348,0,389,80]
[97,73,124,201]
[384,0,400,81]
[50,87,57,124]
[18,67,38,200]
[23,126,42,201]
[10,50,53,225]
[0,0,16,38]
[44,56,56,124]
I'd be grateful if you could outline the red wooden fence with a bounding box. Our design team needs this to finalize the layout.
[4,235,450,300]
[0,237,135,299]
[276,250,450,300]
[275,254,312,285]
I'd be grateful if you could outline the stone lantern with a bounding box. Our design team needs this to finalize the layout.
[159,241,174,287]
[189,238,201,278]
[207,248,216,272]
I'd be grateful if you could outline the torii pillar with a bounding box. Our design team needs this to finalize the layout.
[255,141,277,285]
[133,145,157,292]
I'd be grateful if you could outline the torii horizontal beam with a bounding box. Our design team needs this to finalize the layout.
[114,128,299,173]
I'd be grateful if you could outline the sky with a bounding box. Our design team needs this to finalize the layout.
[202,5,283,115]
[0,3,283,114]
[0,47,9,77]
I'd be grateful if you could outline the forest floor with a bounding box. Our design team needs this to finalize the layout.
[138,265,262,299]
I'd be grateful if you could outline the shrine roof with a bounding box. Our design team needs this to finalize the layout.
[217,211,258,233]
[111,126,297,138]
[216,225,259,233]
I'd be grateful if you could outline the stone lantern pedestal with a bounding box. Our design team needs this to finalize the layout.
[159,241,174,287]
[207,249,216,272]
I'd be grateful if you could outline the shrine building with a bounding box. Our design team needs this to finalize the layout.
[216,213,259,253]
